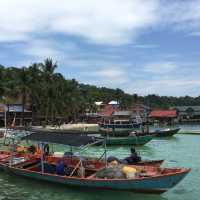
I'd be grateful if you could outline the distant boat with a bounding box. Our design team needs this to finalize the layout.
[100,119,141,128]
[152,128,180,137]
[96,134,155,146]
[99,119,141,137]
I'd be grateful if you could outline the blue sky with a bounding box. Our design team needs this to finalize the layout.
[0,0,200,96]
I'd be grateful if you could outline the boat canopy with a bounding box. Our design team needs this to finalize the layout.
[22,132,100,147]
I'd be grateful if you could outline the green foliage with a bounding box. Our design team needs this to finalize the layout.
[0,59,200,125]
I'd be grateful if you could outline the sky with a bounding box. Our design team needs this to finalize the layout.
[0,0,200,97]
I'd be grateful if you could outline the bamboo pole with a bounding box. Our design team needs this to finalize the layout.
[40,142,44,173]
[69,160,81,177]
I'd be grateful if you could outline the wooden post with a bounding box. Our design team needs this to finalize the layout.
[80,157,84,178]
[4,105,7,135]
[104,137,107,167]
[9,138,15,167]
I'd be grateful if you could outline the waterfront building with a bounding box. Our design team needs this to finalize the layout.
[171,106,200,122]
[149,109,177,125]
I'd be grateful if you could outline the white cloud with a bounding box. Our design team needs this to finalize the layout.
[143,62,178,74]
[160,0,200,33]
[0,0,200,45]
[1,0,200,97]
[93,68,126,79]
[126,78,200,97]
[52,0,159,44]
[79,66,129,88]
[189,32,200,36]
[24,40,62,60]
[0,0,159,45]
[133,44,159,49]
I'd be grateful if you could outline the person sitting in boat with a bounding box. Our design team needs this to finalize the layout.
[44,144,50,156]
[27,145,37,154]
[56,160,65,175]
[124,147,141,164]
[107,148,141,165]
[107,156,120,165]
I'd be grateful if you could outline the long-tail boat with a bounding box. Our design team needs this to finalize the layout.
[0,132,190,193]
[100,134,155,146]
[151,128,181,137]
[99,119,141,133]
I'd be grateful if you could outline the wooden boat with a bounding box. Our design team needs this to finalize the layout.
[100,128,132,137]
[96,134,155,146]
[99,119,141,137]
[100,119,141,129]
[0,155,190,194]
[0,132,190,194]
[152,128,180,137]
[135,160,164,167]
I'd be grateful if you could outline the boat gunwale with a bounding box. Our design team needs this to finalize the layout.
[4,162,191,182]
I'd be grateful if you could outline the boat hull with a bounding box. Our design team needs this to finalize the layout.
[136,160,164,167]
[103,135,155,146]
[100,123,140,129]
[4,166,190,194]
[153,128,180,137]
[100,128,133,137]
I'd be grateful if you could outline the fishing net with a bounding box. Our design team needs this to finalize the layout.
[95,165,126,179]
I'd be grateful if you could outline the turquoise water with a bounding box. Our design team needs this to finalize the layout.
[0,133,199,199]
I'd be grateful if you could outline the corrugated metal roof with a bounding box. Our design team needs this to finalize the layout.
[171,106,200,112]
[112,111,132,116]
[149,110,177,118]
[97,105,114,116]
[0,104,31,113]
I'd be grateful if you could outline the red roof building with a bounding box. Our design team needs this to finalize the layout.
[149,109,177,118]
[97,105,115,117]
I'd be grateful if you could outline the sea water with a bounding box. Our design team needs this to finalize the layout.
[0,125,199,200]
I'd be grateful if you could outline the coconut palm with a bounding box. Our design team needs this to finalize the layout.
[40,58,58,124]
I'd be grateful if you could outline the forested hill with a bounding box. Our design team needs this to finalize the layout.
[0,59,200,120]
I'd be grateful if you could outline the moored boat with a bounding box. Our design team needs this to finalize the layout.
[0,132,190,194]
[0,155,190,194]
[152,128,180,137]
[99,119,141,137]
[100,119,141,129]
[98,134,155,146]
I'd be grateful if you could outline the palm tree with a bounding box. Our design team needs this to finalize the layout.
[28,63,42,125]
[40,58,58,124]
[17,67,31,125]
[133,93,138,104]
[40,58,57,76]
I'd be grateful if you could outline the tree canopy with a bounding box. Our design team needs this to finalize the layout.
[0,58,200,124]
